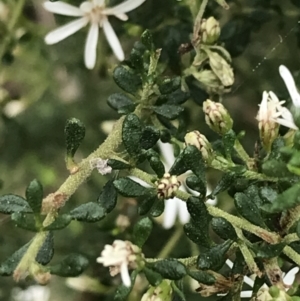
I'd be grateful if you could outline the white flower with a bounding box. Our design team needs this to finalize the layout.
[43,0,146,69]
[90,158,112,175]
[11,285,50,301]
[225,260,299,299]
[96,240,141,287]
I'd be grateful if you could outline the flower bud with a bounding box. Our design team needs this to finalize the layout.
[184,131,213,163]
[156,173,181,199]
[199,17,220,44]
[203,99,233,135]
[141,280,172,301]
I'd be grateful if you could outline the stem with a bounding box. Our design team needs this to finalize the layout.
[283,246,300,266]
[193,0,209,44]
[234,140,255,170]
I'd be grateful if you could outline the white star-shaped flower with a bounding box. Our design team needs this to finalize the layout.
[43,0,146,69]
[11,285,50,301]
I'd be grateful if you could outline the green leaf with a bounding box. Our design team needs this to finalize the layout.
[70,202,106,222]
[188,270,215,285]
[244,185,264,207]
[210,173,235,197]
[149,259,187,280]
[114,270,138,301]
[140,126,160,150]
[259,187,278,204]
[43,214,72,230]
[149,156,165,178]
[262,159,291,177]
[107,93,135,114]
[143,267,163,286]
[297,220,300,238]
[11,212,40,231]
[223,130,236,159]
[261,184,300,213]
[166,89,190,105]
[211,217,237,240]
[149,199,165,217]
[187,197,210,226]
[186,175,206,195]
[130,47,144,71]
[141,30,154,51]
[0,194,32,214]
[0,242,30,276]
[183,222,211,248]
[107,159,131,170]
[49,253,89,277]
[113,65,142,94]
[159,77,181,95]
[25,179,43,214]
[132,217,153,247]
[138,194,158,215]
[122,114,143,156]
[36,232,54,265]
[152,104,184,120]
[97,180,118,214]
[255,243,285,259]
[197,240,233,270]
[234,192,266,227]
[64,118,86,158]
[114,177,150,197]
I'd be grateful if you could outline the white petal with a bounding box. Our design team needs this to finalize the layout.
[163,198,178,229]
[120,263,131,287]
[177,198,190,224]
[157,140,175,170]
[102,19,124,61]
[283,267,299,286]
[128,176,151,188]
[225,259,233,268]
[104,0,146,15]
[279,65,300,108]
[43,1,84,16]
[45,17,88,44]
[275,117,298,130]
[114,13,129,21]
[84,23,99,69]
[240,290,253,298]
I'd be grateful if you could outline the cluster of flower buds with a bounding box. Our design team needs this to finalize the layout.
[97,240,144,287]
[199,17,220,45]
[156,173,181,199]
[141,280,173,301]
[184,130,213,164]
[203,99,233,135]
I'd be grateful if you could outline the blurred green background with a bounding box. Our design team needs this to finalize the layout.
[0,0,300,300]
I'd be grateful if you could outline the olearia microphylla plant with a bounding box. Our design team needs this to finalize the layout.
[3,0,300,301]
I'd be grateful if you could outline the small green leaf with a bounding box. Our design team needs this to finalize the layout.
[113,65,142,94]
[223,130,236,159]
[49,253,89,277]
[159,77,181,95]
[149,199,165,217]
[11,212,40,231]
[0,242,30,276]
[140,126,160,150]
[297,220,300,238]
[153,104,184,120]
[261,184,300,213]
[138,194,158,215]
[187,197,210,226]
[107,159,131,170]
[188,270,216,285]
[0,194,32,214]
[114,270,138,301]
[262,159,291,177]
[197,240,233,270]
[186,175,206,195]
[259,187,278,204]
[141,30,154,51]
[133,217,153,247]
[36,232,54,265]
[25,179,43,214]
[234,192,266,227]
[183,222,211,247]
[43,214,72,230]
[70,202,106,222]
[107,93,135,114]
[149,259,187,280]
[97,180,118,214]
[114,177,150,198]
[143,267,163,286]
[122,114,143,156]
[149,156,165,178]
[211,173,236,197]
[255,243,285,259]
[211,217,237,240]
[65,118,86,158]
[166,89,190,105]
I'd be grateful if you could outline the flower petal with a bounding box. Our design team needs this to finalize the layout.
[43,1,84,16]
[128,176,151,188]
[274,117,298,130]
[45,17,88,45]
[84,22,99,69]
[120,263,131,287]
[279,65,300,108]
[104,0,146,15]
[102,18,124,61]
[157,140,175,170]
[283,267,299,286]
[240,290,253,298]
[177,198,190,224]
[163,198,179,229]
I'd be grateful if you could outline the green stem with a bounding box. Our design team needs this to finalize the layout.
[234,140,255,170]
[193,0,209,44]
[283,246,300,266]
[0,0,26,60]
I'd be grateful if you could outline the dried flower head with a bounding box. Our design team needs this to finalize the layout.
[156,173,181,200]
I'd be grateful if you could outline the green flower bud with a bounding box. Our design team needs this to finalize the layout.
[141,280,172,301]
[184,131,214,163]
[199,17,220,45]
[156,173,181,199]
[203,99,233,135]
